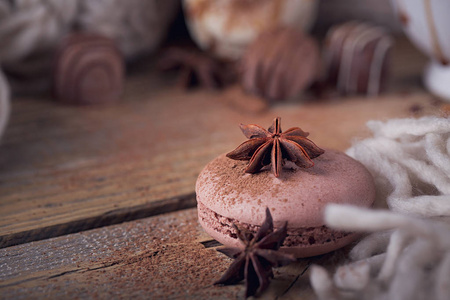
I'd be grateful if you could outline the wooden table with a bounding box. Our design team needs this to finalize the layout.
[0,37,446,299]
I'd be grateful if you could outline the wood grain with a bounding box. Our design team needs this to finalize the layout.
[0,208,353,299]
[0,37,444,248]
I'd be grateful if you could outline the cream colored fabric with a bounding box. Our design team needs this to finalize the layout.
[311,117,450,300]
[347,117,450,217]
[312,205,450,300]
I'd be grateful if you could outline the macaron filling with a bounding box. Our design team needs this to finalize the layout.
[198,201,353,247]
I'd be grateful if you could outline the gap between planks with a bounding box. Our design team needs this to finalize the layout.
[0,193,196,249]
[0,208,321,299]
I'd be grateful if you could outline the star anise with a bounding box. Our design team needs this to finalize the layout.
[226,117,324,177]
[158,47,231,90]
[215,208,296,298]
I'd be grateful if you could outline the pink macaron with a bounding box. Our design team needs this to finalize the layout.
[196,148,376,257]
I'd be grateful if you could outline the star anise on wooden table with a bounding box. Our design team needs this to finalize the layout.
[158,47,232,90]
[226,117,325,177]
[215,208,296,298]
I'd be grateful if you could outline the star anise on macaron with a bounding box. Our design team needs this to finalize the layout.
[215,208,296,298]
[226,117,324,177]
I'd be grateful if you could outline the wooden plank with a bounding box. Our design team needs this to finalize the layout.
[0,207,351,299]
[0,37,445,248]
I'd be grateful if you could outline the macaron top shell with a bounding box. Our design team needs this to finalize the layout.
[196,149,375,228]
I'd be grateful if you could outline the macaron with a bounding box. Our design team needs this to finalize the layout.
[195,120,376,257]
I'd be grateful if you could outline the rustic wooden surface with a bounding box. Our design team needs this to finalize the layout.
[0,37,445,249]
[0,207,352,299]
[0,36,448,298]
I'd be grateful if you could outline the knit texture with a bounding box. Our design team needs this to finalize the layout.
[311,117,450,300]
[347,117,450,217]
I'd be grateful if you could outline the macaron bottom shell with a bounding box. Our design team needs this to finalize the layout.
[197,201,360,258]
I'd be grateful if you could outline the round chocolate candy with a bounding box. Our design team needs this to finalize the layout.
[323,22,393,97]
[53,33,124,105]
[240,27,320,102]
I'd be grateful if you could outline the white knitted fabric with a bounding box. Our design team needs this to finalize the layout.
[310,117,450,300]
[347,117,450,217]
[0,70,10,140]
[311,205,450,300]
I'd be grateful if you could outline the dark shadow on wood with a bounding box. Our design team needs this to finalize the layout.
[200,239,222,249]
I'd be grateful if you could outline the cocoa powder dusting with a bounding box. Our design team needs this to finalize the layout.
[200,153,333,211]
[2,209,247,298]
[200,155,279,205]
[398,10,409,26]
[98,212,230,297]
[96,212,243,298]
[440,103,450,117]
[186,0,211,18]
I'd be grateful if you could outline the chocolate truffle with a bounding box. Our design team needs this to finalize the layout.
[183,0,319,60]
[53,33,124,105]
[240,27,320,101]
[323,22,393,96]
